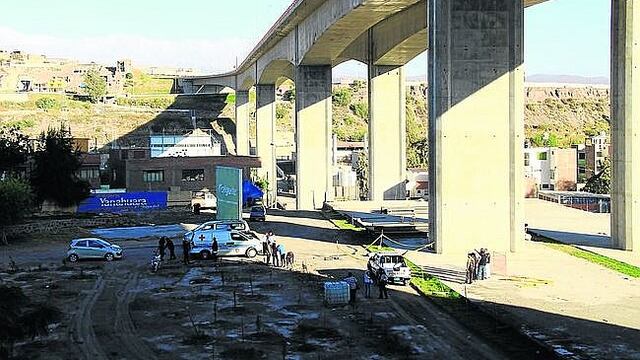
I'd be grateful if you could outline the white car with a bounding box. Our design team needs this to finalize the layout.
[367,252,412,285]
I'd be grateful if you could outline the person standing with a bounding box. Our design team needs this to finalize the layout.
[484,248,491,279]
[276,243,286,268]
[473,249,482,280]
[478,249,489,280]
[377,269,388,299]
[262,233,271,265]
[211,236,219,262]
[363,271,373,299]
[343,272,358,303]
[166,237,176,260]
[182,238,191,265]
[158,237,166,261]
[271,239,279,267]
[465,252,476,284]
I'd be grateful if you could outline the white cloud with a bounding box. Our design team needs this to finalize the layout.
[0,26,255,74]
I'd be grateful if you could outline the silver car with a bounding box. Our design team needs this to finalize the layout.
[67,238,123,262]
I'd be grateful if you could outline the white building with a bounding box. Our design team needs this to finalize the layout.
[524,147,551,189]
[150,129,221,158]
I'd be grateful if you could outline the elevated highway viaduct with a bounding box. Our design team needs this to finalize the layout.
[180,0,638,256]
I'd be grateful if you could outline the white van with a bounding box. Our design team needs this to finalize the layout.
[189,230,260,259]
[184,220,257,259]
[184,220,249,242]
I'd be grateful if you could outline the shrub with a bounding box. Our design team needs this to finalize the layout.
[35,97,60,110]
[350,102,368,119]
[332,88,352,107]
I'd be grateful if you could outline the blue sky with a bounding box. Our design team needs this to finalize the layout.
[0,0,611,79]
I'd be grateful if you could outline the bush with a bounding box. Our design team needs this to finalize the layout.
[35,97,60,110]
[350,102,368,119]
[0,178,34,241]
[332,88,352,107]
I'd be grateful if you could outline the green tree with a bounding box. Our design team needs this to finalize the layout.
[30,125,90,207]
[0,178,34,245]
[356,151,369,200]
[83,69,107,103]
[0,127,30,177]
[583,158,611,194]
[255,176,269,192]
[332,87,352,107]
[350,102,368,119]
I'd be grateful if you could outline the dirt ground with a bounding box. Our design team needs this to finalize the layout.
[0,208,544,360]
[1,254,513,359]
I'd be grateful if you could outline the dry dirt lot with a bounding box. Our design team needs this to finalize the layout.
[0,209,556,359]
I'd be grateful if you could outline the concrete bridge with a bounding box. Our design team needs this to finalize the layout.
[180,0,638,256]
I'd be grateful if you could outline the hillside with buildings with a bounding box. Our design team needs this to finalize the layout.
[0,50,612,196]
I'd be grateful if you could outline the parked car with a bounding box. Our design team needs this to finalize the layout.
[67,238,123,262]
[367,252,411,285]
[249,205,267,221]
[189,230,261,259]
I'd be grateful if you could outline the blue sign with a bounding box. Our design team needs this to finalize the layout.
[77,192,168,213]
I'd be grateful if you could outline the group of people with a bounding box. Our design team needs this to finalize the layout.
[465,248,491,284]
[342,269,390,304]
[157,236,177,261]
[262,231,292,267]
[155,236,192,265]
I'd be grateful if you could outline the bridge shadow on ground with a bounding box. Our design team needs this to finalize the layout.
[530,228,612,249]
[310,265,640,360]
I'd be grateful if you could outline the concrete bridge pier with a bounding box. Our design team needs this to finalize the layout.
[367,65,407,201]
[256,84,277,207]
[611,0,639,252]
[235,90,251,156]
[428,0,525,254]
[295,65,333,210]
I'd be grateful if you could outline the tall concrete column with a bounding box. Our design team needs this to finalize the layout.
[428,0,525,254]
[256,84,277,207]
[235,90,250,156]
[611,0,639,252]
[368,65,407,201]
[295,65,333,210]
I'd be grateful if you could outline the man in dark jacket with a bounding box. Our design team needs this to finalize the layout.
[182,238,191,265]
[211,236,219,262]
[166,237,176,260]
[377,269,389,299]
[465,252,476,284]
[158,237,166,261]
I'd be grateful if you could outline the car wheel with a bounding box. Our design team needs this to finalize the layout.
[68,254,79,263]
[200,250,210,260]
[246,248,258,258]
[105,253,114,262]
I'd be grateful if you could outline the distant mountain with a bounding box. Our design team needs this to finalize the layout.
[526,74,609,86]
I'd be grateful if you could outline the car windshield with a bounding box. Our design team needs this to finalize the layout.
[251,206,263,212]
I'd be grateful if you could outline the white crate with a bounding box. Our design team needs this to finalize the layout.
[324,281,350,305]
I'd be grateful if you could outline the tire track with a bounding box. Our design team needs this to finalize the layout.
[71,275,109,360]
[114,272,158,360]
[388,287,508,360]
